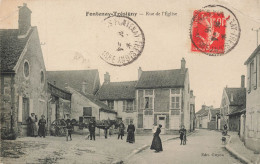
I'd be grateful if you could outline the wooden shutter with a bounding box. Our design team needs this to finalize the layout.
[18,96,22,122]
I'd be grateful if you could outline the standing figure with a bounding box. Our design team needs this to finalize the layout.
[150,124,163,152]
[67,120,73,141]
[38,115,46,138]
[88,118,96,141]
[104,121,109,139]
[27,113,38,137]
[118,121,125,140]
[222,124,228,136]
[126,121,135,143]
[109,125,114,137]
[179,125,187,145]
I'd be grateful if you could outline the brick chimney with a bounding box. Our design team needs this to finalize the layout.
[104,72,110,84]
[82,81,87,94]
[18,3,32,37]
[138,67,142,80]
[241,75,245,88]
[181,58,186,73]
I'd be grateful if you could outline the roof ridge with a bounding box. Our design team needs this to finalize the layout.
[46,69,98,72]
[142,68,183,72]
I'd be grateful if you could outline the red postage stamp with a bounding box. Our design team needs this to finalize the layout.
[191,10,226,54]
[190,5,240,56]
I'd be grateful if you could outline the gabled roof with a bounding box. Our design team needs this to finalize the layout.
[0,28,34,72]
[78,91,117,114]
[210,108,220,118]
[46,70,100,95]
[244,45,260,65]
[201,110,209,117]
[136,69,187,89]
[227,106,244,116]
[225,88,246,107]
[196,108,206,115]
[96,81,137,100]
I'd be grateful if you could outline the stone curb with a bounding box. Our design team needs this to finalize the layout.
[111,131,195,164]
[224,136,252,164]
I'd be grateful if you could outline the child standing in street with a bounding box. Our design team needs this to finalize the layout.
[66,120,73,141]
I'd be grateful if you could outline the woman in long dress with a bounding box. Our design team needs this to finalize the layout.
[27,113,38,137]
[150,124,163,152]
[126,121,135,143]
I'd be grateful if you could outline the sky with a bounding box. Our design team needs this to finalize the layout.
[1,0,260,111]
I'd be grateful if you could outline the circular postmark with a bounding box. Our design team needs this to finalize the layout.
[99,16,145,66]
[190,5,241,56]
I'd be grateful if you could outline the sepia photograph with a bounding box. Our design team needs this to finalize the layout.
[0,0,260,163]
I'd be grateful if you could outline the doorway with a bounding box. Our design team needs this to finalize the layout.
[157,115,166,134]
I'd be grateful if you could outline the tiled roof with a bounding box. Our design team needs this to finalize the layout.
[0,28,33,72]
[210,108,220,118]
[225,88,246,107]
[136,69,187,89]
[244,45,260,65]
[227,106,244,116]
[46,70,100,95]
[195,108,206,115]
[96,81,137,100]
[78,91,117,114]
[201,110,209,117]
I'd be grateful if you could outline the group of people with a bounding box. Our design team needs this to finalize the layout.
[27,113,46,137]
[27,114,188,150]
[87,119,136,144]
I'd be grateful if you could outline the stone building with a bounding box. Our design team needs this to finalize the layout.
[66,86,117,122]
[0,4,47,136]
[47,69,100,95]
[244,45,260,153]
[189,90,196,131]
[47,82,71,131]
[135,58,193,134]
[95,72,137,126]
[207,108,220,130]
[195,105,213,129]
[219,76,246,131]
[47,70,116,125]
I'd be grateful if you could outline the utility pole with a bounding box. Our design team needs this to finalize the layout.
[252,28,260,47]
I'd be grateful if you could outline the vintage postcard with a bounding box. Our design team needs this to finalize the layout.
[0,0,260,163]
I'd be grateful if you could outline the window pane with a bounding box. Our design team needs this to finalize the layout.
[145,97,149,108]
[176,102,179,108]
[149,97,153,108]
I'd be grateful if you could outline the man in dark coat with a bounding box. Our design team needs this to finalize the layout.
[38,115,46,138]
[118,121,125,140]
[126,121,135,143]
[88,118,96,141]
[104,121,109,139]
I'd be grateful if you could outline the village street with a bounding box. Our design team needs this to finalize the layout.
[126,129,242,164]
[1,129,243,164]
[0,130,177,164]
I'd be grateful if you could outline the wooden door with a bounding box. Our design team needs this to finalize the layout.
[158,116,166,134]
[22,98,29,124]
